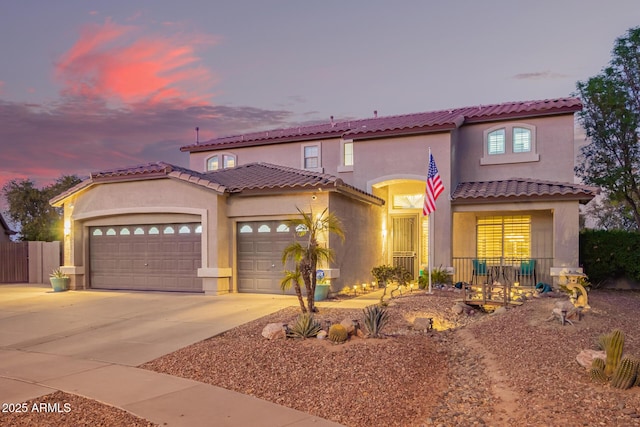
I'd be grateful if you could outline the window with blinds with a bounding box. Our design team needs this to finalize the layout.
[477,215,531,259]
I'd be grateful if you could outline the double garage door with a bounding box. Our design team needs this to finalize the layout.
[89,223,202,292]
[237,220,297,293]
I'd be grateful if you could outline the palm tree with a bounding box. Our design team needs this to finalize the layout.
[282,207,345,313]
[280,267,307,313]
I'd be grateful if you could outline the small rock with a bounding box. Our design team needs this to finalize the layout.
[413,317,434,331]
[317,330,327,340]
[340,318,358,335]
[261,323,286,340]
[576,349,606,369]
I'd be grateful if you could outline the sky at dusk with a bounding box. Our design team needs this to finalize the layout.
[1,1,639,214]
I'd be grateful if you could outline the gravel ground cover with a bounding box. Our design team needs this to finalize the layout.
[1,391,157,427]
[6,289,638,427]
[142,289,640,427]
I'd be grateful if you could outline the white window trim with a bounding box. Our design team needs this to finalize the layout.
[205,152,237,171]
[337,139,354,173]
[301,142,323,172]
[481,123,539,165]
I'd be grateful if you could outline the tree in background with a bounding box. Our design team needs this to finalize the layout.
[575,26,640,231]
[582,197,637,231]
[2,175,82,241]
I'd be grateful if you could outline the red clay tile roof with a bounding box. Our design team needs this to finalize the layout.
[451,179,598,203]
[182,97,582,152]
[50,162,384,206]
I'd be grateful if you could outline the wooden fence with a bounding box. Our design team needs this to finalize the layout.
[0,241,60,283]
[0,242,28,282]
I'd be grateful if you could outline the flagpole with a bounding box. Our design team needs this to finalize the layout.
[428,148,433,294]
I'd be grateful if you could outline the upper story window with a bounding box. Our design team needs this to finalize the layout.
[301,142,322,172]
[206,153,236,171]
[337,140,354,173]
[481,123,539,165]
[487,129,506,155]
[513,127,531,153]
[343,141,353,166]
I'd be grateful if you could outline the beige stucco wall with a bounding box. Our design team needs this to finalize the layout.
[453,114,577,184]
[62,178,229,293]
[329,192,384,290]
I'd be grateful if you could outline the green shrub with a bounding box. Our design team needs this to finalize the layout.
[580,230,640,285]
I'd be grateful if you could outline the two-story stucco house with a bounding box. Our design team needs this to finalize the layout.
[51,97,596,295]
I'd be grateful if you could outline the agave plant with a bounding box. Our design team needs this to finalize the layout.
[362,304,390,338]
[287,313,322,339]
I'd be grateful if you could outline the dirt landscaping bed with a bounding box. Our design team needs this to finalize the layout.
[142,289,640,427]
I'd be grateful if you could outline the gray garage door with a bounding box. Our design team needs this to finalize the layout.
[237,220,297,293]
[89,223,202,292]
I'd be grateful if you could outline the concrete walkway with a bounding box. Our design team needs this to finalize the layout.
[0,284,384,426]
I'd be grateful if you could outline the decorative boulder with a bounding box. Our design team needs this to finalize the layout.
[576,349,607,370]
[413,317,434,331]
[340,318,359,335]
[452,302,474,316]
[317,330,327,340]
[262,323,287,340]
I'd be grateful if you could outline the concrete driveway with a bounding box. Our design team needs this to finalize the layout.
[0,283,297,366]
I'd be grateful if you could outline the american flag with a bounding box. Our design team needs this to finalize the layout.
[423,153,444,216]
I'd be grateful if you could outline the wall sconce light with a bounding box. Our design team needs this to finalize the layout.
[63,219,71,236]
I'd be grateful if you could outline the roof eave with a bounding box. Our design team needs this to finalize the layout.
[180,131,345,152]
[348,123,458,141]
[463,106,582,124]
[451,193,596,205]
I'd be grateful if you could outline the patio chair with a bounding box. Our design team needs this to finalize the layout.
[471,259,488,285]
[516,259,537,287]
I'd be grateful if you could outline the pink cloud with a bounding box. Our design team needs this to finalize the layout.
[56,18,218,105]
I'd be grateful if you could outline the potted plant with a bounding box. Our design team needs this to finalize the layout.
[314,271,330,302]
[49,268,70,292]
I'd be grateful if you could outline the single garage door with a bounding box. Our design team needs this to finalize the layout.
[237,220,297,293]
[90,223,202,292]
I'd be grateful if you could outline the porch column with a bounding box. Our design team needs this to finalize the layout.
[552,202,580,267]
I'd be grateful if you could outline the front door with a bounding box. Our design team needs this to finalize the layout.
[391,215,418,277]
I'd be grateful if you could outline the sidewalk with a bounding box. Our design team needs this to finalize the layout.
[0,285,386,426]
[0,349,342,426]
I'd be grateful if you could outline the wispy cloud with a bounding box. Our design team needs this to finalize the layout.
[0,18,293,211]
[512,70,569,80]
[56,18,219,105]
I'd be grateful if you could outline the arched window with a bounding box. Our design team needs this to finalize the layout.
[134,227,145,235]
[239,225,253,233]
[513,127,532,153]
[119,228,130,235]
[276,224,290,232]
[148,227,160,235]
[92,229,103,236]
[206,153,236,171]
[258,224,271,233]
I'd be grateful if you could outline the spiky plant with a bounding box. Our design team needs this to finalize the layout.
[604,329,625,377]
[328,324,348,344]
[362,304,390,338]
[287,313,322,339]
[611,356,638,390]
